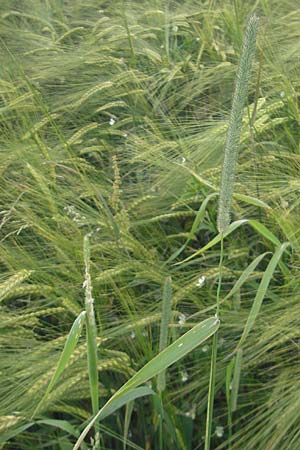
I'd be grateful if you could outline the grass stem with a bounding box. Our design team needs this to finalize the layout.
[204,233,224,450]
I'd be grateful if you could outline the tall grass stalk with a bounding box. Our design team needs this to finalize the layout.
[217,14,259,233]
[205,13,259,450]
[157,276,173,393]
[83,236,99,421]
[157,277,172,450]
[204,234,224,450]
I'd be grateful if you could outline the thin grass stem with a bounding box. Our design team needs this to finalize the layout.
[204,233,224,450]
[83,235,99,422]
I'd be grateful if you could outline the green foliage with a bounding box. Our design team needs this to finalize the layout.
[0,1,299,449]
[74,317,220,449]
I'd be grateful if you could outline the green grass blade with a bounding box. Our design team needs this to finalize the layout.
[37,419,79,437]
[226,358,235,446]
[204,331,218,450]
[231,349,243,412]
[32,311,86,417]
[234,193,270,210]
[176,219,248,265]
[157,276,173,392]
[224,252,270,301]
[0,423,35,443]
[238,242,290,347]
[226,357,235,410]
[167,193,218,263]
[99,386,155,421]
[123,401,134,450]
[248,220,281,246]
[177,219,283,266]
[83,235,99,415]
[73,316,220,449]
[45,311,87,393]
[0,419,79,443]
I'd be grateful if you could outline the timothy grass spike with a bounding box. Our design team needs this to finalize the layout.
[217,14,259,233]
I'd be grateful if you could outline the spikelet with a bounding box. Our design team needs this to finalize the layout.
[5,307,64,325]
[21,113,60,140]
[55,27,85,44]
[62,297,82,316]
[4,284,52,299]
[95,100,127,113]
[70,82,113,109]
[67,123,98,145]
[135,210,195,225]
[0,415,22,432]
[217,14,259,233]
[0,270,32,302]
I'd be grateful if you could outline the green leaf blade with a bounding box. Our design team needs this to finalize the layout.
[32,311,86,417]
[73,316,220,449]
[238,242,289,347]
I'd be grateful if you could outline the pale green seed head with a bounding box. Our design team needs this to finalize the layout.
[217,14,259,233]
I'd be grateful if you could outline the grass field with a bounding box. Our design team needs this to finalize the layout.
[1,1,300,449]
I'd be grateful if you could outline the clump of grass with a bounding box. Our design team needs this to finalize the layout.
[205,14,259,450]
[0,2,298,449]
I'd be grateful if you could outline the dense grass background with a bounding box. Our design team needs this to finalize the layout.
[1,0,300,449]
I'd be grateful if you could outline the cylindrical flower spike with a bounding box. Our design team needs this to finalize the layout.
[217,14,259,233]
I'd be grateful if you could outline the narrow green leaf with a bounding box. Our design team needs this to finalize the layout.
[0,423,35,443]
[0,419,79,443]
[231,349,243,412]
[238,242,290,347]
[97,386,154,421]
[225,358,235,444]
[32,311,86,417]
[123,401,134,450]
[224,252,270,301]
[234,193,270,210]
[167,193,218,263]
[73,316,220,449]
[37,419,79,437]
[176,219,248,265]
[46,311,87,393]
[177,164,217,191]
[226,358,235,409]
[177,219,283,266]
[248,220,281,246]
[157,276,173,392]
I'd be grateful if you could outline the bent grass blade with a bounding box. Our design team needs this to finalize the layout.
[73,316,220,450]
[167,192,218,264]
[238,242,290,348]
[224,252,271,301]
[177,219,285,265]
[32,311,86,417]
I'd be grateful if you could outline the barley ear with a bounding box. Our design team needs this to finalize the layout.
[217,14,259,233]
